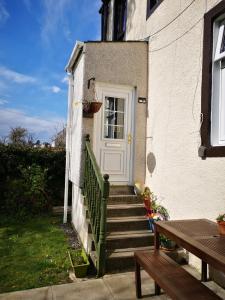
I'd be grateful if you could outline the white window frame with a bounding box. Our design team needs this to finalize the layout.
[211,17,225,146]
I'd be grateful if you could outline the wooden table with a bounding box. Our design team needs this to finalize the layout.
[154,219,225,281]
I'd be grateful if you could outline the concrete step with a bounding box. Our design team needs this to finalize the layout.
[108,195,142,205]
[110,185,135,195]
[106,246,154,273]
[106,230,154,250]
[107,216,149,232]
[107,203,145,217]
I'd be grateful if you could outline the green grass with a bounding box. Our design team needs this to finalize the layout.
[0,215,71,293]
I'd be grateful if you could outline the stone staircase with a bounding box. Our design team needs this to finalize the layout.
[105,186,154,273]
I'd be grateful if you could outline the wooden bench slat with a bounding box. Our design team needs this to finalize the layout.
[134,250,222,300]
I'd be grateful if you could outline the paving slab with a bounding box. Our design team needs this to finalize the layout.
[52,279,114,300]
[103,270,169,300]
[0,266,225,300]
[0,286,53,300]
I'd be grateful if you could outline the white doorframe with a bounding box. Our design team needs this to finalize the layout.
[93,82,135,185]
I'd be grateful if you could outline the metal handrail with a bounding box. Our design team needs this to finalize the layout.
[83,134,109,276]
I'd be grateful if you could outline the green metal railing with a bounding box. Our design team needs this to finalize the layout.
[83,134,110,277]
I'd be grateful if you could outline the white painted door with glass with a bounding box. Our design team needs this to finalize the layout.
[94,85,133,183]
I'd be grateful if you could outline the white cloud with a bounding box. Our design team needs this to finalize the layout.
[0,107,65,141]
[0,66,36,84]
[41,0,73,44]
[0,0,9,26]
[0,98,8,105]
[61,76,68,84]
[51,86,61,93]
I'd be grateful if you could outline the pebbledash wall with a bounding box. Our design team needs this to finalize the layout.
[108,0,225,269]
[68,41,148,251]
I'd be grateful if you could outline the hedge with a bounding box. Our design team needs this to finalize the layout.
[0,145,69,216]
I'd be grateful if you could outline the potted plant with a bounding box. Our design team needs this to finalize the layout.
[68,249,90,278]
[216,214,225,235]
[137,184,175,250]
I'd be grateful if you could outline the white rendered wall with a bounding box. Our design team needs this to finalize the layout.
[71,184,89,251]
[68,53,90,250]
[121,0,225,272]
[70,54,84,185]
[118,0,225,223]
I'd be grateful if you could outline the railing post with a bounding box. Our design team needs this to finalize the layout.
[97,174,109,277]
[83,134,90,203]
[85,134,90,142]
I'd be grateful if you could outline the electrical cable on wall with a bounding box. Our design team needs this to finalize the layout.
[149,17,203,53]
[137,0,196,43]
[144,0,196,40]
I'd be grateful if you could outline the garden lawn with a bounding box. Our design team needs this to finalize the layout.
[0,215,71,293]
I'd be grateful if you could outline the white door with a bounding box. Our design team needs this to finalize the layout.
[94,84,134,184]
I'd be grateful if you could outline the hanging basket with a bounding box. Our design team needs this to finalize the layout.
[83,101,102,115]
[89,102,102,113]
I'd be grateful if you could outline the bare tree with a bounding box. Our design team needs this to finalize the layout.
[8,127,29,146]
[0,136,8,145]
[51,124,66,149]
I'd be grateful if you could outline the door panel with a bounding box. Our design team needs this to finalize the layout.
[94,84,134,184]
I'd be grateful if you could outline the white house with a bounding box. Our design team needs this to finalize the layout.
[64,0,225,279]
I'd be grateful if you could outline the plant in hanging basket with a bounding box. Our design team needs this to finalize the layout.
[216,214,225,235]
[83,101,91,113]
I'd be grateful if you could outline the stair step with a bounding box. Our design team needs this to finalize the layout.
[110,185,135,195]
[106,246,154,273]
[107,229,151,237]
[107,203,145,217]
[106,230,154,249]
[107,216,149,232]
[108,195,142,205]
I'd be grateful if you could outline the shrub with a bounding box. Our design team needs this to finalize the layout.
[0,145,67,217]
[3,164,49,217]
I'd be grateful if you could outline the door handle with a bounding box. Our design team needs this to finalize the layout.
[128,134,132,144]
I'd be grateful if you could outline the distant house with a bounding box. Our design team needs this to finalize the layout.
[52,128,66,148]
[64,0,225,278]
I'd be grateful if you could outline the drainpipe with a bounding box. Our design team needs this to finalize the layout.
[63,73,73,223]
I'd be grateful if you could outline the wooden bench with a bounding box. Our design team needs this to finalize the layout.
[134,250,222,300]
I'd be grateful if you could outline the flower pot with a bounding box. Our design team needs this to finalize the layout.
[68,249,90,278]
[160,239,176,251]
[217,221,225,235]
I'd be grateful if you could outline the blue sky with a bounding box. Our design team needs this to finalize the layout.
[0,0,100,142]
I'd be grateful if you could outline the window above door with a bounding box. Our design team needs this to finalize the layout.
[99,0,110,41]
[146,0,163,19]
[113,0,127,41]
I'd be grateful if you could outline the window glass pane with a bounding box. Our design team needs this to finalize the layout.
[104,125,124,139]
[221,28,225,53]
[219,63,225,142]
[115,98,125,111]
[104,112,124,126]
[105,97,114,110]
[104,96,125,139]
[105,111,115,126]
[150,0,157,10]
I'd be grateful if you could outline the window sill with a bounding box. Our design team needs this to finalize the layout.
[200,145,225,157]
